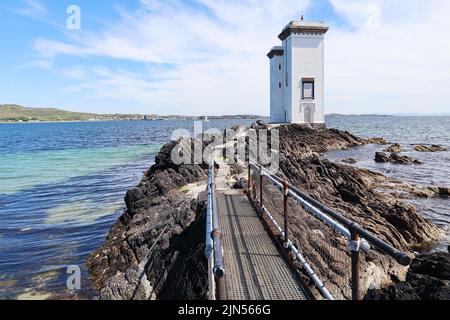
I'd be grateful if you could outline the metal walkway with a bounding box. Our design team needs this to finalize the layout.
[205,161,412,301]
[217,192,308,300]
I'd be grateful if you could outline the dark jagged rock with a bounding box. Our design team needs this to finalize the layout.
[251,120,269,130]
[410,252,450,280]
[384,144,402,153]
[366,137,389,145]
[380,183,450,199]
[87,138,209,300]
[375,152,422,165]
[438,188,450,197]
[415,145,448,152]
[341,158,357,164]
[375,152,390,163]
[389,153,422,165]
[274,125,365,161]
[365,252,450,300]
[275,125,441,251]
[233,178,248,190]
[88,122,444,300]
[264,124,443,298]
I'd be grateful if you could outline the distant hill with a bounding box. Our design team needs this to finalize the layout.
[0,104,263,122]
[0,105,102,122]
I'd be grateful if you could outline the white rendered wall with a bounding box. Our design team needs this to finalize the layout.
[270,55,285,123]
[283,37,292,123]
[283,33,325,124]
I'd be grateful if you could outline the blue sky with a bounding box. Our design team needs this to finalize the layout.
[0,0,449,115]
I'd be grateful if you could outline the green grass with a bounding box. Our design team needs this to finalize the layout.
[0,104,96,122]
[0,104,143,122]
[0,104,265,122]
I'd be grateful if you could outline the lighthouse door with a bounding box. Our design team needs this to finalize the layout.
[303,103,315,123]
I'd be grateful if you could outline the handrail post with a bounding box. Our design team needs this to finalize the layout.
[252,163,412,300]
[350,225,360,301]
[248,163,252,200]
[283,180,289,246]
[215,275,225,300]
[259,164,263,208]
[212,226,225,300]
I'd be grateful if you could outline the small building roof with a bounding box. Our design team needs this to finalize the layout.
[278,21,329,41]
[267,46,284,59]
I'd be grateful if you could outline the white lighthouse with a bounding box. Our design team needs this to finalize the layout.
[268,18,329,124]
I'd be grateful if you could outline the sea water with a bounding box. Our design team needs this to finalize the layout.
[0,116,448,299]
[326,115,450,252]
[0,119,254,299]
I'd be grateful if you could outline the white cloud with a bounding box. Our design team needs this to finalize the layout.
[29,0,450,115]
[327,0,450,114]
[31,0,309,115]
[18,59,53,70]
[14,0,47,19]
[12,0,62,29]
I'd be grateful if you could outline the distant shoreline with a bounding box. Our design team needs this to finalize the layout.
[2,104,449,124]
[3,104,450,124]
[0,117,266,124]
[326,113,450,117]
[3,114,450,124]
[0,104,266,124]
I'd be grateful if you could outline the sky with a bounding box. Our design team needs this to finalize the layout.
[0,0,449,116]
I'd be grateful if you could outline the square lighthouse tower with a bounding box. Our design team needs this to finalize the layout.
[268,18,329,124]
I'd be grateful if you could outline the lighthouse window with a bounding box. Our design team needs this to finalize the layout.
[279,82,282,88]
[302,81,315,100]
[279,64,281,70]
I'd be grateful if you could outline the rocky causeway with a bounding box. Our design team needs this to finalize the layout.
[87,122,449,300]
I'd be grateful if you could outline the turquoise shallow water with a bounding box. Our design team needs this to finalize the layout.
[0,116,448,299]
[0,144,161,195]
[0,119,255,300]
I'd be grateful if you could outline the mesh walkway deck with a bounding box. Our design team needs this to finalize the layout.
[217,192,308,300]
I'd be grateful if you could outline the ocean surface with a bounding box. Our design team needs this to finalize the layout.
[0,119,255,300]
[0,116,448,299]
[325,115,450,251]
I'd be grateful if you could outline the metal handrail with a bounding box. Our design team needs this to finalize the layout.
[263,170,352,240]
[205,171,214,259]
[211,167,225,279]
[248,161,412,300]
[204,165,225,300]
[260,205,335,300]
[250,161,411,266]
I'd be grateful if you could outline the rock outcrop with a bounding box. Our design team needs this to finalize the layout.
[375,152,422,165]
[273,128,441,244]
[88,123,444,300]
[261,125,442,298]
[341,158,358,164]
[415,145,448,152]
[438,188,450,197]
[374,152,390,163]
[251,119,270,130]
[384,144,402,153]
[366,137,389,145]
[365,252,450,300]
[274,125,366,160]
[389,153,422,165]
[87,139,210,300]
